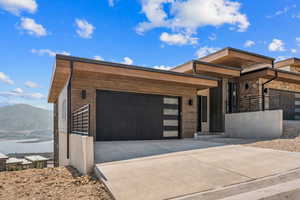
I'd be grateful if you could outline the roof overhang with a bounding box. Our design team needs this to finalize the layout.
[200,47,275,68]
[171,60,241,78]
[275,58,300,68]
[241,67,300,84]
[48,58,71,103]
[48,55,219,103]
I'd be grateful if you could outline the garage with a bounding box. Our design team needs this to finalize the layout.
[96,90,181,141]
[269,89,300,120]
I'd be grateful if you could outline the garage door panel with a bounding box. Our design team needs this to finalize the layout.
[96,90,180,141]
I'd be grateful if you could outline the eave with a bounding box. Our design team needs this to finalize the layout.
[240,67,300,84]
[48,55,219,103]
[200,47,275,68]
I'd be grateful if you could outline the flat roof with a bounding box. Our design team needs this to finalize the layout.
[25,155,49,162]
[200,47,275,61]
[0,152,8,159]
[6,157,23,164]
[275,57,300,68]
[56,54,219,81]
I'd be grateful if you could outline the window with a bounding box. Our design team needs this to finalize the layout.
[201,96,208,122]
[62,100,66,120]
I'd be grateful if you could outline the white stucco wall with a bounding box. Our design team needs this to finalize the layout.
[58,132,69,166]
[69,134,94,175]
[58,82,69,166]
[225,110,283,139]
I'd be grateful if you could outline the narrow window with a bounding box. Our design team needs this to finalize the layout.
[201,96,208,122]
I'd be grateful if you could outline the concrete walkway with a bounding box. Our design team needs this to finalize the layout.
[94,139,300,200]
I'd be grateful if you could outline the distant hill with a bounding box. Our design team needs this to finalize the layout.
[0,104,53,131]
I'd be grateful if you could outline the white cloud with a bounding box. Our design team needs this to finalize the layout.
[0,0,37,15]
[153,65,172,70]
[122,57,133,65]
[0,89,45,99]
[136,0,249,34]
[291,49,297,54]
[0,72,14,85]
[276,56,287,62]
[93,56,104,61]
[196,46,219,58]
[108,0,114,7]
[19,17,47,37]
[31,49,70,57]
[267,4,296,18]
[244,40,255,48]
[268,39,285,52]
[296,37,300,46]
[24,81,39,88]
[12,88,23,94]
[75,19,95,39]
[160,32,198,45]
[208,33,217,41]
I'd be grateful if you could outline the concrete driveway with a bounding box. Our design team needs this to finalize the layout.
[94,138,300,200]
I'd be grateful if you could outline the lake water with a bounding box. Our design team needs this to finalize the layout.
[0,139,53,154]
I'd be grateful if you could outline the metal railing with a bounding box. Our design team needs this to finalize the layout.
[229,94,281,113]
[72,104,90,135]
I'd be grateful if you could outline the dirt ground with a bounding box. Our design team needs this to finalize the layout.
[245,136,300,152]
[0,166,112,200]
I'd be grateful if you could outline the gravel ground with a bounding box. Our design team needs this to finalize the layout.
[0,166,112,200]
[245,136,300,152]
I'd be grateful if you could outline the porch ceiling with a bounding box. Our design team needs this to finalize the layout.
[200,47,275,68]
[194,60,241,78]
[171,60,241,78]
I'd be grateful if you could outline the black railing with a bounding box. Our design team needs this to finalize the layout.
[72,104,90,135]
[228,94,282,113]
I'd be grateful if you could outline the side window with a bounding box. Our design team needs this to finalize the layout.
[201,96,208,122]
[62,100,66,120]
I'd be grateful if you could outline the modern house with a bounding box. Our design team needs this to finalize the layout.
[48,47,300,174]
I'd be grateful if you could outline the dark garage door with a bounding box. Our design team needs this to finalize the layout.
[96,90,180,141]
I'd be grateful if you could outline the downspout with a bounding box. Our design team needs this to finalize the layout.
[67,61,74,159]
[262,61,277,111]
[192,61,197,74]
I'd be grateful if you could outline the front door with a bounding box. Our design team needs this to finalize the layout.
[197,95,208,132]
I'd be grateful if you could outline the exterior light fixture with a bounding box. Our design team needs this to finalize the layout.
[188,99,193,106]
[81,90,86,99]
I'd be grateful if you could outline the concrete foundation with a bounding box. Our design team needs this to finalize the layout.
[69,134,94,174]
[225,110,283,139]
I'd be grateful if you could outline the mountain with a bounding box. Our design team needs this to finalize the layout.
[0,104,53,131]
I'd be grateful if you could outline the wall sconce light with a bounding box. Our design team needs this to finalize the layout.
[188,99,193,106]
[264,88,268,94]
[81,90,86,99]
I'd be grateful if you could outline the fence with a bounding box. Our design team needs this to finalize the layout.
[72,104,90,135]
[229,94,281,113]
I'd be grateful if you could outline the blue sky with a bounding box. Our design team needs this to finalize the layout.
[0,0,300,110]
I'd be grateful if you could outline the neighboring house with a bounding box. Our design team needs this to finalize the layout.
[6,158,23,171]
[25,156,49,169]
[0,153,8,171]
[48,47,300,173]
